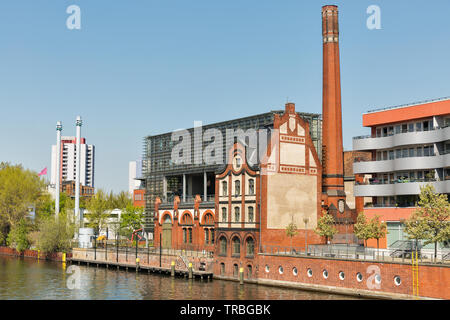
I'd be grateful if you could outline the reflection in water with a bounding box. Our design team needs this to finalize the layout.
[0,255,359,300]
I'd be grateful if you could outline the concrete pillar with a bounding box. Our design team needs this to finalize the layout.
[203,171,207,201]
[163,176,167,202]
[183,174,186,202]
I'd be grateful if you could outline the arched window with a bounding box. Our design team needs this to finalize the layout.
[163,215,172,224]
[183,228,187,243]
[247,265,253,279]
[181,213,193,225]
[235,180,240,196]
[248,179,255,195]
[219,236,227,255]
[234,207,240,223]
[248,207,254,222]
[220,263,225,275]
[246,237,255,257]
[222,181,227,196]
[233,264,239,277]
[232,237,240,256]
[221,207,227,222]
[204,213,214,225]
[188,228,192,244]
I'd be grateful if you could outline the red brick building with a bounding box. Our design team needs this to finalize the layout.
[133,189,146,208]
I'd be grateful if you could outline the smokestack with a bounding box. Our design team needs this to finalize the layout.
[321,5,345,204]
[55,121,62,218]
[75,116,82,225]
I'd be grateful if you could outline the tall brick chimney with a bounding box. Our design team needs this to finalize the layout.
[321,5,346,210]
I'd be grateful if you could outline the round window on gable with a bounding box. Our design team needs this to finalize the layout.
[279,266,284,274]
[339,271,345,281]
[293,267,298,276]
[265,265,270,273]
[323,270,329,279]
[307,268,313,277]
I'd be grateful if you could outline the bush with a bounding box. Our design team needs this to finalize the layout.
[6,218,31,253]
[36,215,75,254]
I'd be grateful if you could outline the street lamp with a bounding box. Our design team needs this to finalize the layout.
[303,217,309,255]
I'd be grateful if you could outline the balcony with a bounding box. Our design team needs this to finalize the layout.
[354,179,450,197]
[353,125,450,151]
[353,153,450,174]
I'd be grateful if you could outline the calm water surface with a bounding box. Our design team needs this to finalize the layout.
[0,255,360,300]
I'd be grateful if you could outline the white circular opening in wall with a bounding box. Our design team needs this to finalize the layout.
[394,276,401,286]
[307,268,313,277]
[322,270,329,279]
[375,274,382,284]
[265,265,270,273]
[279,266,284,274]
[356,272,363,282]
[293,267,298,276]
[339,271,345,281]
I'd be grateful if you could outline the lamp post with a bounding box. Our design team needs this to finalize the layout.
[303,217,309,255]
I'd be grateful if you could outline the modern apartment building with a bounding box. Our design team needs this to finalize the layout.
[51,136,95,189]
[352,97,450,248]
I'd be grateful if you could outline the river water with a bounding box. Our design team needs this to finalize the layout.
[0,255,360,300]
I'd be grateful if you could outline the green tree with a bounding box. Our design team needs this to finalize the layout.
[0,163,45,230]
[315,211,337,244]
[85,189,110,235]
[36,213,75,253]
[120,204,145,238]
[35,192,75,220]
[6,218,31,253]
[404,184,450,259]
[354,212,371,247]
[285,216,298,250]
[110,191,132,210]
[368,215,387,251]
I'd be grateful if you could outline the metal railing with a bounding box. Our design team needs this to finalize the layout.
[355,178,438,185]
[353,124,449,141]
[365,96,450,114]
[259,244,450,265]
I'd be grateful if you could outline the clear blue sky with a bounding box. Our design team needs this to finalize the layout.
[0,0,449,193]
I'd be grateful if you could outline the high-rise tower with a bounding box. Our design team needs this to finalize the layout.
[321,5,346,212]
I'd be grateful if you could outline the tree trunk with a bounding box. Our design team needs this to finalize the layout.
[435,241,437,260]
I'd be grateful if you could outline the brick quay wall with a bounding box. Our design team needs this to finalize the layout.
[222,254,450,300]
[0,246,71,262]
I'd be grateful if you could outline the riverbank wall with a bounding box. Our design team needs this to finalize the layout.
[214,253,450,300]
[23,246,448,300]
[0,246,71,262]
